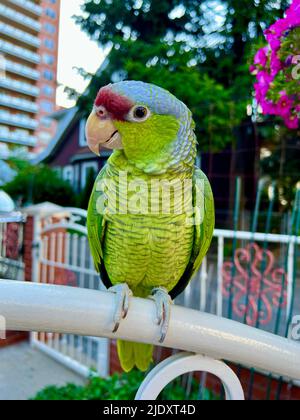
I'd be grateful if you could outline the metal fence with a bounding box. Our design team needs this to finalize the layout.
[28,190,300,399]
[31,208,109,378]
[174,182,300,400]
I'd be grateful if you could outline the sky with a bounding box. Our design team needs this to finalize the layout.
[56,0,106,108]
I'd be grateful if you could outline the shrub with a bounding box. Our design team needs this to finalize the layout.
[3,164,76,207]
[32,370,220,401]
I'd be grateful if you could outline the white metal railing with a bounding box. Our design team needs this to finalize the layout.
[28,207,109,378]
[0,4,41,32]
[0,93,38,113]
[4,59,40,80]
[0,40,40,64]
[0,110,38,130]
[0,22,40,48]
[8,0,42,16]
[0,280,299,400]
[0,76,39,96]
[0,128,36,146]
[195,229,300,322]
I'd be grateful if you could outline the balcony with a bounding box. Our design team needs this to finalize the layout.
[0,4,41,32]
[3,59,40,80]
[0,93,38,113]
[0,22,40,48]
[0,110,38,130]
[8,0,42,17]
[0,40,40,64]
[0,127,36,147]
[0,77,39,97]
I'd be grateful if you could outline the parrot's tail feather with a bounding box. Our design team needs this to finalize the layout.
[117,340,153,373]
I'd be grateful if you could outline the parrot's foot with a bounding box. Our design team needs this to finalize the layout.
[150,287,173,344]
[108,283,133,333]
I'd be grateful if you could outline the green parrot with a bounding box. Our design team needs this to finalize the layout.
[86,81,215,373]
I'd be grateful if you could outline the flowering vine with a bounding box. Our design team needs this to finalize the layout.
[251,0,300,129]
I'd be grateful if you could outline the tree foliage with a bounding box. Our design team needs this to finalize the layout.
[73,0,290,150]
[3,165,77,207]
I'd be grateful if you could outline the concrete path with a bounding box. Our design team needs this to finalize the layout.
[0,342,86,400]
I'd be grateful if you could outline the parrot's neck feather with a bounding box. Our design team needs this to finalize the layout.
[109,147,196,176]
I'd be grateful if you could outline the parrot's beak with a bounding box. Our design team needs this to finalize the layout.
[85,111,123,156]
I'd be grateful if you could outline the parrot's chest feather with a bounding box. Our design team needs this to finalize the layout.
[102,161,195,296]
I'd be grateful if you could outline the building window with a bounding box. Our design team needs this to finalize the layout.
[40,101,54,113]
[38,131,52,144]
[45,8,56,19]
[41,117,52,128]
[79,118,87,147]
[42,84,54,97]
[43,70,54,81]
[44,23,56,34]
[44,39,55,50]
[63,166,75,186]
[43,54,55,65]
[81,162,98,190]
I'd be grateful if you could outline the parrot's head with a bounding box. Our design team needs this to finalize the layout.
[86,81,197,173]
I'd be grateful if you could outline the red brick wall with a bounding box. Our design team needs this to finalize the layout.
[0,332,28,348]
[24,216,34,283]
[205,364,300,401]
[109,342,300,400]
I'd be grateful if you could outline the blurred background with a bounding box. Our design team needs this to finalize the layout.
[0,0,299,401]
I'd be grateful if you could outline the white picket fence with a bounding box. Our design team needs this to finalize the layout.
[27,206,300,378]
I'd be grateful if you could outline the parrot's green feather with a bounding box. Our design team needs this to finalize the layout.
[117,341,153,373]
[191,168,215,274]
[87,81,215,373]
[87,166,107,273]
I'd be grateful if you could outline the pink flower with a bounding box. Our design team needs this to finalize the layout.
[256,71,274,94]
[260,99,277,115]
[254,47,268,67]
[284,115,299,129]
[270,51,283,76]
[286,1,300,26]
[264,19,288,43]
[251,0,300,129]
[269,38,281,51]
[276,94,293,117]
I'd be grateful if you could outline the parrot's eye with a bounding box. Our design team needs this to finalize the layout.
[128,106,151,122]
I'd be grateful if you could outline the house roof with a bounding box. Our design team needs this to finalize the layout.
[33,58,110,166]
[32,106,80,165]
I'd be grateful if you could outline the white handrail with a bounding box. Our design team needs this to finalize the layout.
[0,280,299,381]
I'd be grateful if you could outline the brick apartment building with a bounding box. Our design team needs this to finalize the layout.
[0,0,60,158]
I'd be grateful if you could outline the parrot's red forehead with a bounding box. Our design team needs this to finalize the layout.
[95,87,133,121]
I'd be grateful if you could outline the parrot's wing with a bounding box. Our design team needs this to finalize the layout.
[170,168,215,299]
[87,165,107,274]
[190,167,215,274]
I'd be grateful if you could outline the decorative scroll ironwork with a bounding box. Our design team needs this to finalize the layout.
[136,352,245,400]
[222,243,287,326]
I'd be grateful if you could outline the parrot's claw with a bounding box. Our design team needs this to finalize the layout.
[150,287,173,344]
[108,283,133,333]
